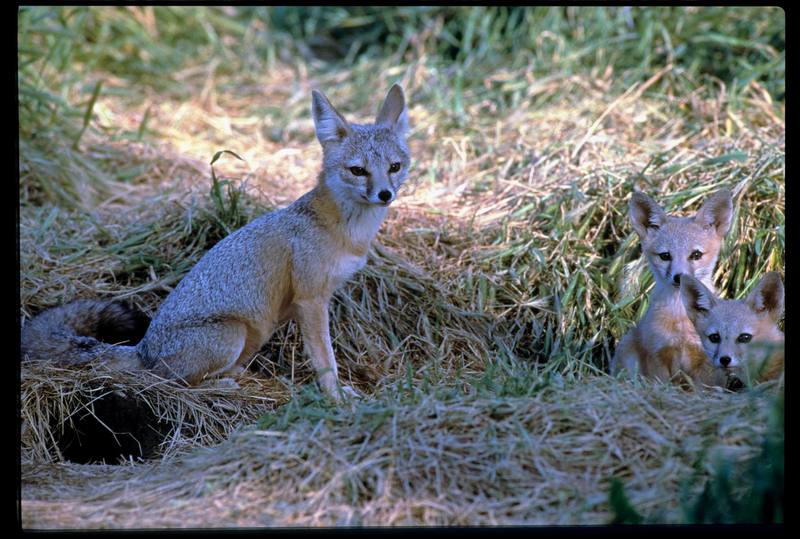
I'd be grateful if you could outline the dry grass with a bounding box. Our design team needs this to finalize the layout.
[20,361,283,465]
[20,377,777,528]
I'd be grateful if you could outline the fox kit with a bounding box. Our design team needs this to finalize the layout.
[21,84,411,401]
[681,272,784,387]
[610,189,733,386]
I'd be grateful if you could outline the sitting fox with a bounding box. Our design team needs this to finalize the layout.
[21,84,411,401]
[680,272,784,387]
[610,189,734,386]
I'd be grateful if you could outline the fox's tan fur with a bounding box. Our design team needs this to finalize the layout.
[681,272,784,386]
[21,85,411,401]
[610,190,734,386]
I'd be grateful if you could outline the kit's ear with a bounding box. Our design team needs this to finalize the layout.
[680,274,717,326]
[694,189,733,238]
[629,191,667,240]
[746,272,784,323]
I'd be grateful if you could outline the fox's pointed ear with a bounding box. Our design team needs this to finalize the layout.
[680,274,717,324]
[311,90,351,145]
[746,272,784,323]
[376,84,409,136]
[629,192,667,240]
[694,189,733,237]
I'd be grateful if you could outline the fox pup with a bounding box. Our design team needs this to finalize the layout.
[21,84,411,401]
[610,189,734,386]
[681,272,784,387]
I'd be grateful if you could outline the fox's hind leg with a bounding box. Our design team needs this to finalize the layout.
[214,322,275,383]
[611,328,643,378]
[140,321,248,386]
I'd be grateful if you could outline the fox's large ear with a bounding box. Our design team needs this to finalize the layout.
[375,84,409,137]
[629,192,667,240]
[694,189,733,237]
[680,274,717,325]
[746,272,784,323]
[311,90,352,145]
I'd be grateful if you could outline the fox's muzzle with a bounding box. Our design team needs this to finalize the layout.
[363,188,395,206]
[715,352,739,368]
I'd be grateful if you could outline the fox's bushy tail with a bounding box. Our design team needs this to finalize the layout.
[21,299,150,369]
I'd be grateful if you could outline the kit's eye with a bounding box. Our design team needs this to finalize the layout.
[689,250,703,261]
[737,333,752,344]
[708,333,721,344]
[349,166,368,176]
[658,252,672,261]
[389,162,401,173]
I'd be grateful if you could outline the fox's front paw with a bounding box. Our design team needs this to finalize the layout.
[726,375,745,392]
[201,377,240,390]
[339,384,361,400]
[321,380,361,403]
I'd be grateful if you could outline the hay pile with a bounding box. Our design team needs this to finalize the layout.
[19,230,496,466]
[265,241,497,390]
[19,234,496,465]
[20,377,777,528]
[20,360,281,464]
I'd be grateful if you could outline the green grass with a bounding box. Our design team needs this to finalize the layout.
[19,6,784,527]
[609,391,783,524]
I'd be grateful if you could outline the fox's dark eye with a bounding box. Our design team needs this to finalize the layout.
[349,166,368,176]
[689,250,703,261]
[658,252,672,261]
[708,333,721,344]
[737,333,752,344]
[389,162,401,173]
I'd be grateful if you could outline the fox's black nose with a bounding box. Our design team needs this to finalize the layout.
[719,356,732,367]
[378,190,393,203]
[673,273,683,286]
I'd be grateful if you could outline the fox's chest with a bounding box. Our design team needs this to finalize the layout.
[642,300,709,377]
[330,253,367,287]
[643,296,698,343]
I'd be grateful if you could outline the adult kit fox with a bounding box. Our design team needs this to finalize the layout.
[21,84,411,401]
[610,189,734,386]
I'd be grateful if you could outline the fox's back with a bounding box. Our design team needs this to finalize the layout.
[147,209,295,329]
[146,184,380,328]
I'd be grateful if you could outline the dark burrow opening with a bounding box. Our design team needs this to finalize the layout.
[46,301,169,464]
[52,389,172,464]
